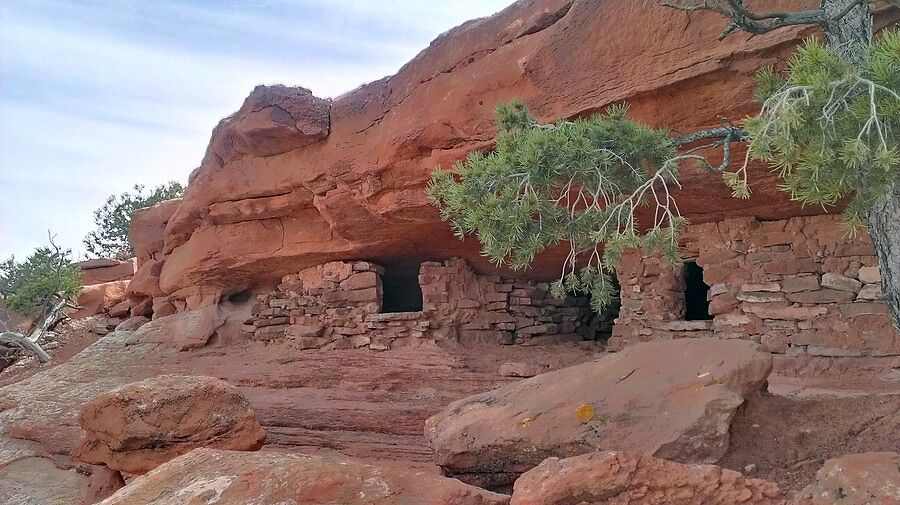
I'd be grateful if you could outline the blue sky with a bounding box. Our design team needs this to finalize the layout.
[0,0,512,260]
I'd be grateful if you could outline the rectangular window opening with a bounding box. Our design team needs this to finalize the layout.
[380,261,423,313]
[683,260,712,321]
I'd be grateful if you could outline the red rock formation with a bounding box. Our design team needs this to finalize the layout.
[132,0,900,301]
[99,448,510,505]
[75,259,135,286]
[425,338,773,490]
[71,281,129,319]
[72,375,266,474]
[795,452,900,505]
[511,451,788,505]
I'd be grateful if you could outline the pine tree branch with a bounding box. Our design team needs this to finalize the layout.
[659,0,874,40]
[672,125,748,147]
[670,124,748,173]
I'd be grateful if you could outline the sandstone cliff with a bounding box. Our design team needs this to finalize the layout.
[133,0,891,304]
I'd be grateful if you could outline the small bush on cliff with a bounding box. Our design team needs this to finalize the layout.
[0,244,81,318]
[84,181,184,259]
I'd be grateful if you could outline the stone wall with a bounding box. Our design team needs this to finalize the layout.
[611,215,899,357]
[248,258,597,350]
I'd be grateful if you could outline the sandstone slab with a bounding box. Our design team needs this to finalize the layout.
[76,258,136,285]
[510,451,787,505]
[425,338,772,489]
[98,448,509,505]
[0,455,92,505]
[129,199,181,261]
[72,375,266,474]
[125,306,224,351]
[795,452,900,505]
[71,280,130,319]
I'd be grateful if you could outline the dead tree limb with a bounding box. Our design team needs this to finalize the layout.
[0,296,70,365]
[658,0,877,39]
[0,331,51,364]
[0,232,79,366]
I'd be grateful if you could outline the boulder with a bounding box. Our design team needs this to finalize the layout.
[425,338,772,489]
[128,199,181,261]
[71,280,130,319]
[126,258,165,299]
[795,452,900,505]
[115,315,149,332]
[207,84,330,164]
[510,451,787,505]
[98,448,510,505]
[129,296,153,317]
[107,299,132,318]
[72,375,266,474]
[125,305,224,351]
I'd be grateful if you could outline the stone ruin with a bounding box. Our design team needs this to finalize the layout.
[249,258,611,351]
[613,214,897,357]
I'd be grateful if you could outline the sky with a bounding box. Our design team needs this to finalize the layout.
[0,0,512,260]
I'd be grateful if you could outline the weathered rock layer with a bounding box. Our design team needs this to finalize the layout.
[425,338,772,489]
[72,375,266,474]
[98,448,510,505]
[129,0,900,302]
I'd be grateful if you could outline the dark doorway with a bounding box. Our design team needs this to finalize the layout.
[683,261,712,321]
[381,261,423,313]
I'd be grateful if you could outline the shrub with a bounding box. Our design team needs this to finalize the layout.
[84,181,184,258]
[0,245,82,318]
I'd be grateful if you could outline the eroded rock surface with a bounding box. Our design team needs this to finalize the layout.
[72,375,266,474]
[208,84,330,164]
[511,451,788,505]
[99,448,509,505]
[795,452,900,505]
[71,280,130,319]
[75,259,136,286]
[0,326,598,503]
[149,0,900,298]
[124,306,224,351]
[426,338,772,489]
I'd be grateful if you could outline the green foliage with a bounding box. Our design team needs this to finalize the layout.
[428,103,685,311]
[746,31,900,233]
[0,246,82,318]
[84,181,184,258]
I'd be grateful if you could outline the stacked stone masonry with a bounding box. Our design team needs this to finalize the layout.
[611,215,899,357]
[248,258,599,350]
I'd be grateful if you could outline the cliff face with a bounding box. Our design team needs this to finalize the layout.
[138,0,840,300]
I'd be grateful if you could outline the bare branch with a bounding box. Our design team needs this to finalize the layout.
[1,332,51,364]
[658,0,875,40]
[672,125,748,147]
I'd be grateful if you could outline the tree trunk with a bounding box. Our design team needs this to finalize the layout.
[822,0,900,330]
[867,184,900,327]
[821,0,871,65]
